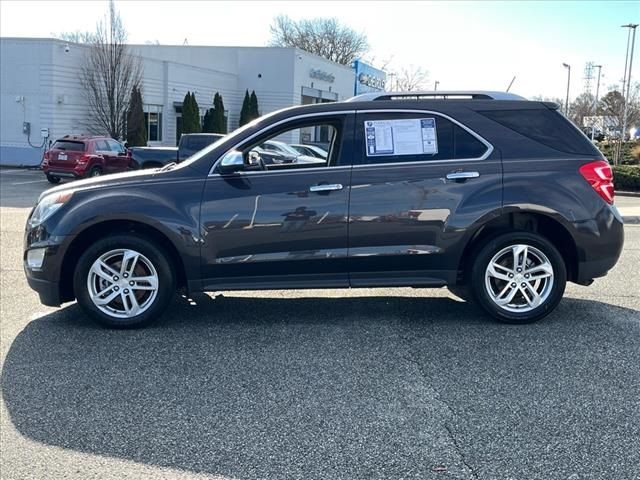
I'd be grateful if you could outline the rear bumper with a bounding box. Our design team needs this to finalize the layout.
[43,165,87,178]
[573,204,624,284]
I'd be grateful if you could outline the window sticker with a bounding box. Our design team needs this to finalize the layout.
[365,118,438,156]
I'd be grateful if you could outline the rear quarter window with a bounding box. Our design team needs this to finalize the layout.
[52,140,85,152]
[477,108,600,155]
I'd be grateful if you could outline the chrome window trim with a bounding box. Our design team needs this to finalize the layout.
[355,109,493,163]
[207,107,494,177]
[208,110,356,176]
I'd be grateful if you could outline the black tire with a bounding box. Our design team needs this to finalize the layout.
[73,234,176,328]
[88,166,102,178]
[46,174,61,184]
[470,231,566,324]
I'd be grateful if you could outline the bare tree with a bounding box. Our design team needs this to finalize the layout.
[393,65,429,91]
[53,31,96,43]
[598,86,640,131]
[269,15,368,66]
[81,0,142,139]
[568,92,596,127]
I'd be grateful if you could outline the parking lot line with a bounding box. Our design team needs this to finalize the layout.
[11,179,48,185]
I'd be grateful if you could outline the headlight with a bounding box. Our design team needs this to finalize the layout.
[29,191,73,227]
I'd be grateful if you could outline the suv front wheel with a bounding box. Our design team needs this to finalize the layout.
[470,232,566,324]
[73,234,176,328]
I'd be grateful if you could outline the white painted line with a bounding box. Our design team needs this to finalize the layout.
[11,179,48,185]
[0,169,40,174]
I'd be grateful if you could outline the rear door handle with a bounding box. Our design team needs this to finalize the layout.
[446,171,480,180]
[309,183,343,192]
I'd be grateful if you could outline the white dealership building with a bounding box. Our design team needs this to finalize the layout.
[0,38,357,166]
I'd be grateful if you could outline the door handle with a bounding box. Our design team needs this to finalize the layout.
[309,183,343,192]
[446,171,480,180]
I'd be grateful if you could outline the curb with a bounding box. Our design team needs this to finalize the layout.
[616,191,640,198]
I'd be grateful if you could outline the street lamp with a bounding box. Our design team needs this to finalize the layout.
[591,65,603,141]
[562,63,571,115]
[621,24,638,143]
[434,80,439,91]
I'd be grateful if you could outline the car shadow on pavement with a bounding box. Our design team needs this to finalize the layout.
[2,294,639,479]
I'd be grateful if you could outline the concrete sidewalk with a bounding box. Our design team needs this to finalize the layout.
[616,194,640,224]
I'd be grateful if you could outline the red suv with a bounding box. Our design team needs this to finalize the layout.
[42,135,132,184]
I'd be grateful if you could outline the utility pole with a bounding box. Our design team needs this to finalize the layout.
[563,63,571,115]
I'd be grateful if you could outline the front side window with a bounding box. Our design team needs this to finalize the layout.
[143,104,163,142]
[356,112,488,164]
[224,117,346,173]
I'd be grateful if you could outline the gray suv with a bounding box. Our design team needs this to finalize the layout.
[24,91,624,328]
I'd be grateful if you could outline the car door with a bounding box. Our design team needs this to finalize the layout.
[199,113,354,289]
[93,139,114,173]
[348,109,502,286]
[106,139,130,172]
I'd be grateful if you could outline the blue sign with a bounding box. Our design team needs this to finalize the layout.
[352,60,387,95]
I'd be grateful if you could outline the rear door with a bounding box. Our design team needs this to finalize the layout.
[348,109,502,286]
[106,139,130,172]
[94,139,116,173]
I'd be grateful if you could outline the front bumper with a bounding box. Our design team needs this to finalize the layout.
[24,224,74,307]
[26,274,61,306]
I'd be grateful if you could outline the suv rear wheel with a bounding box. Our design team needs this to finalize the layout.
[46,174,61,184]
[73,234,176,328]
[470,232,566,324]
[88,166,102,178]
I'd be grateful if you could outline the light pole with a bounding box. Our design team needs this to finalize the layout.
[562,63,571,115]
[434,80,439,91]
[591,65,603,141]
[621,24,638,143]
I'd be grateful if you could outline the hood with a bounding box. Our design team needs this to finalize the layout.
[37,168,162,203]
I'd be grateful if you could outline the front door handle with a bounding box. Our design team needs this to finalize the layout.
[309,183,343,192]
[446,171,480,181]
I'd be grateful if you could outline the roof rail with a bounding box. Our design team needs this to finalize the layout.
[345,90,527,102]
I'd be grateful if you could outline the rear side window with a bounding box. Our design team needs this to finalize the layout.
[477,108,599,155]
[357,113,489,164]
[52,140,85,152]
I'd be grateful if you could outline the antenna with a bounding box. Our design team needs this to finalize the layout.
[506,76,516,92]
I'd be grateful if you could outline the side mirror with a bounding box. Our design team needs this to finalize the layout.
[218,150,245,174]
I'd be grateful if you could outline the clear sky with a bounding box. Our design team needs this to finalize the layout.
[1,0,638,100]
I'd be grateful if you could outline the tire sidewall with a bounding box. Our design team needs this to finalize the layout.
[471,231,567,324]
[73,234,175,328]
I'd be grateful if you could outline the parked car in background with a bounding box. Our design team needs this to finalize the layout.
[42,136,131,184]
[129,133,225,169]
[289,143,329,159]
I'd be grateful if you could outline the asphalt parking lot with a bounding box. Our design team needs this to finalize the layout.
[1,168,639,480]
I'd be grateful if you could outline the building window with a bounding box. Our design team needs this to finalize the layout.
[144,104,163,142]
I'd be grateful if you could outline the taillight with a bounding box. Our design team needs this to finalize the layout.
[77,154,90,165]
[579,160,614,205]
[42,151,49,165]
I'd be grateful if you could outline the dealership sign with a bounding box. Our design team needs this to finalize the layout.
[310,69,335,83]
[352,60,387,95]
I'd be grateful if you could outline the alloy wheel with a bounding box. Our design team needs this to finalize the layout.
[484,244,554,313]
[86,248,159,318]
